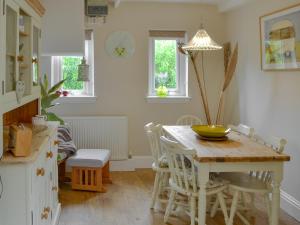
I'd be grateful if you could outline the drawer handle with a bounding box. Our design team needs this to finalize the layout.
[52,186,58,192]
[36,168,45,176]
[44,207,51,213]
[41,212,48,220]
[54,140,59,145]
[46,151,53,159]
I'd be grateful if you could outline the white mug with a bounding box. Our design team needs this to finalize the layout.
[32,115,47,127]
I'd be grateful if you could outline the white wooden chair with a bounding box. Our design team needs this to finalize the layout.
[160,136,229,225]
[176,115,203,126]
[228,124,254,137]
[218,135,287,225]
[144,122,170,209]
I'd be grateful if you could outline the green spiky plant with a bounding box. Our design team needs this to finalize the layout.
[40,74,66,125]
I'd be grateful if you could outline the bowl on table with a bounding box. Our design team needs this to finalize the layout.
[191,125,231,138]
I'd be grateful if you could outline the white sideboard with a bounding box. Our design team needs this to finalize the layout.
[0,123,60,225]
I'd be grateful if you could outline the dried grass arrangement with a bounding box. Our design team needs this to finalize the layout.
[178,42,238,125]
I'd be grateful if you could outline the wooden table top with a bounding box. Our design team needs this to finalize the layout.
[163,126,291,163]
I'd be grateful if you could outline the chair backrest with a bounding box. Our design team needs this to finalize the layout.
[228,124,254,137]
[176,115,203,126]
[251,134,287,183]
[160,136,198,193]
[144,122,164,166]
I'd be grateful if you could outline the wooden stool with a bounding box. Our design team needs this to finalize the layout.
[66,149,112,192]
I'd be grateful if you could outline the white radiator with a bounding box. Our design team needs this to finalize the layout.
[62,116,128,160]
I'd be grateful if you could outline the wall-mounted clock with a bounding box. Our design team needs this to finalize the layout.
[105,31,135,58]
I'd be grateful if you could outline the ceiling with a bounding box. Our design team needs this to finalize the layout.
[112,0,251,12]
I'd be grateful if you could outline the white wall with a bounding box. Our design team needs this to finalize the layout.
[43,2,226,156]
[224,0,300,220]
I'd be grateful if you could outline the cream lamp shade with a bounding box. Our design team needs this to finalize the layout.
[182,29,222,51]
[78,57,90,81]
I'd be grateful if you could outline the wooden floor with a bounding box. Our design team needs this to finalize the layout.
[58,169,300,225]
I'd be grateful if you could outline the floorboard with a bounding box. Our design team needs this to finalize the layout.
[58,169,300,225]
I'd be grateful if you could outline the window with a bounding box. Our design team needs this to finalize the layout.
[148,30,188,100]
[51,30,94,97]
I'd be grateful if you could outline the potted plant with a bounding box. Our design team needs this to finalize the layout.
[40,74,66,125]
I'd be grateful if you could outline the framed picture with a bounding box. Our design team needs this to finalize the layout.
[260,4,300,71]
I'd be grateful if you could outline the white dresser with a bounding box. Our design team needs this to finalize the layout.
[0,123,60,225]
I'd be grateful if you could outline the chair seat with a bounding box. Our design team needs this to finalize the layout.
[67,149,111,168]
[219,172,270,192]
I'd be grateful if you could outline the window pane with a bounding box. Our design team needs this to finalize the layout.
[62,56,83,90]
[154,40,177,89]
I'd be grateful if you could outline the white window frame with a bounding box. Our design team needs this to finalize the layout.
[51,36,95,98]
[148,35,188,99]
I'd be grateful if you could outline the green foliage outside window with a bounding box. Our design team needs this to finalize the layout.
[62,56,83,90]
[154,40,177,89]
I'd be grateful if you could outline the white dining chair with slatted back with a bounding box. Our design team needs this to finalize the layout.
[220,135,287,225]
[176,115,203,126]
[160,136,229,225]
[144,122,170,209]
[210,124,254,219]
[228,124,255,137]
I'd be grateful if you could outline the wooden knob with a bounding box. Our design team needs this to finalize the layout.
[52,186,58,192]
[46,151,53,159]
[44,207,51,213]
[54,140,59,145]
[36,168,45,176]
[41,212,48,220]
[32,57,38,64]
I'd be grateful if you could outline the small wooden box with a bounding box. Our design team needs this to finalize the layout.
[9,124,32,157]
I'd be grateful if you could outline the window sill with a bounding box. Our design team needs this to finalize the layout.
[54,96,97,104]
[146,96,191,103]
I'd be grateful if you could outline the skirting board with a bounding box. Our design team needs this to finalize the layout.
[281,190,300,222]
[66,156,153,172]
[110,156,153,171]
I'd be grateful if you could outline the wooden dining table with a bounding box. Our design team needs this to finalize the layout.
[163,126,290,225]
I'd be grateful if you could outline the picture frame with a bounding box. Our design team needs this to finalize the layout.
[260,4,300,71]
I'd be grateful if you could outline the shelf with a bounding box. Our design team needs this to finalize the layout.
[19,31,29,37]
[6,53,16,57]
[19,64,29,69]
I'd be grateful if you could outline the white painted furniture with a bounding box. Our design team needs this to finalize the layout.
[144,122,170,209]
[228,124,254,137]
[163,126,290,225]
[176,115,203,126]
[0,0,43,114]
[161,136,229,225]
[220,135,287,225]
[0,123,60,225]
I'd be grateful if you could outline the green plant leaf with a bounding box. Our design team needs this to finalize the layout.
[48,79,66,95]
[41,93,60,109]
[43,74,49,91]
[40,78,47,98]
[46,112,64,125]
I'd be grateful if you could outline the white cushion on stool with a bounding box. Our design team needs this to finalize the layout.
[66,149,111,168]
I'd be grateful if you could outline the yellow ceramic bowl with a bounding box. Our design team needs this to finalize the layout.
[191,125,231,138]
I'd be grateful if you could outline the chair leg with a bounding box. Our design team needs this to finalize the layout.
[151,172,161,209]
[164,190,176,223]
[190,196,196,225]
[218,192,229,225]
[210,197,219,218]
[228,190,240,225]
[264,193,271,225]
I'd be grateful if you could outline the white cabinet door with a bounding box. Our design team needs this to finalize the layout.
[31,149,48,225]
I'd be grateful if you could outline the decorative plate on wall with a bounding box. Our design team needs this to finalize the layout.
[105,31,135,58]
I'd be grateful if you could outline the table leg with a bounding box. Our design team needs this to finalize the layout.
[197,163,209,225]
[271,165,283,225]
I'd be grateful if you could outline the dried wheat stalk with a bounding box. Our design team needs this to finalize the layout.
[216,43,238,124]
